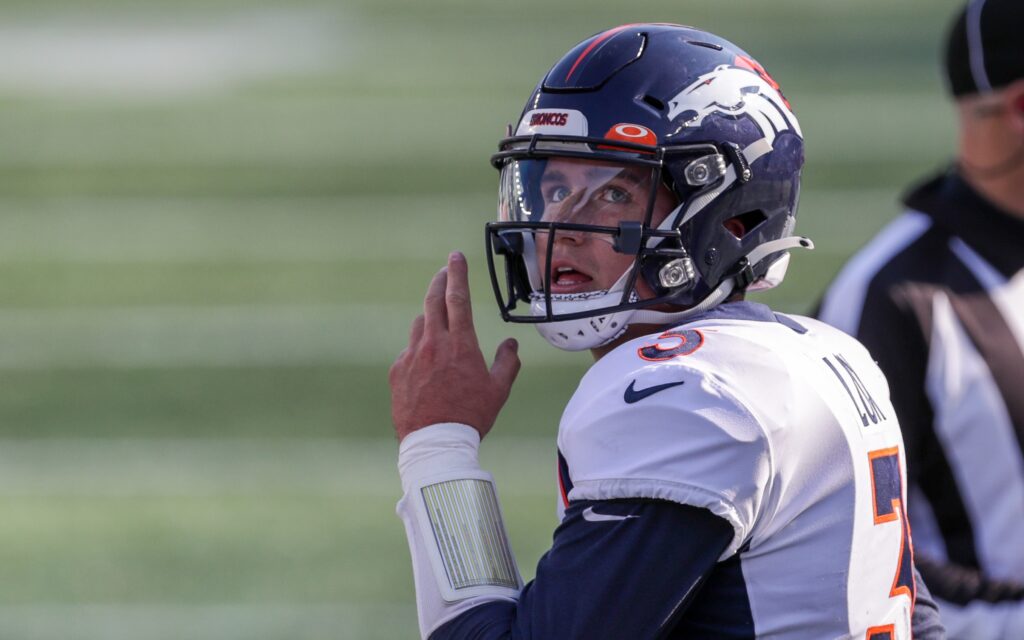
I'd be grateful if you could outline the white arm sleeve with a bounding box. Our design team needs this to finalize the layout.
[396,423,522,639]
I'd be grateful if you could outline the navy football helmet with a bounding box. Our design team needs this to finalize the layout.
[485,23,812,350]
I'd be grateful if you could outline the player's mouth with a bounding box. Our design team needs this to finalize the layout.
[549,263,595,293]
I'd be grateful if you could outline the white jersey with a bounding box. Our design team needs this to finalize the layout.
[554,304,914,638]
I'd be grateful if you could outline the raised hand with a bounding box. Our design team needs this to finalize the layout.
[388,251,521,442]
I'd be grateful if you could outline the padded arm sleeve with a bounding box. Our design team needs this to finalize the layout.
[396,424,523,639]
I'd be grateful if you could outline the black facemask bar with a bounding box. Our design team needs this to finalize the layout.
[486,221,691,323]
[486,135,725,324]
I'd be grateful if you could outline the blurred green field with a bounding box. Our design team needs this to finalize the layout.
[0,0,961,637]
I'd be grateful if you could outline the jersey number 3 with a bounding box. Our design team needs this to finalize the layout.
[866,447,915,640]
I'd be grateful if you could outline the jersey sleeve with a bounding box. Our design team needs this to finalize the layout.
[429,499,735,640]
[558,363,772,558]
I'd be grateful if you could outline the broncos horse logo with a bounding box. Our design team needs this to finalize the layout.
[667,62,801,147]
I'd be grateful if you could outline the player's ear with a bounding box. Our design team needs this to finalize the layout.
[1001,79,1024,137]
[723,210,765,239]
[723,217,746,239]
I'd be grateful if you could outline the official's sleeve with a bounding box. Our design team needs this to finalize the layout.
[911,565,947,639]
[916,557,1024,640]
[917,556,1024,604]
[429,498,735,640]
[933,597,1024,640]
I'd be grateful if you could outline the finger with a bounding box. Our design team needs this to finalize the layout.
[387,356,404,387]
[422,266,449,334]
[408,314,425,349]
[489,338,521,394]
[446,252,475,334]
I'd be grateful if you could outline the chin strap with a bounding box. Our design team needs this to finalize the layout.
[630,235,814,326]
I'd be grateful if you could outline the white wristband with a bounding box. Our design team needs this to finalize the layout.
[398,423,482,492]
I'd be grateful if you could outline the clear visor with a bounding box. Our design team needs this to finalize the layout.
[498,156,660,228]
[486,138,737,325]
[492,155,677,301]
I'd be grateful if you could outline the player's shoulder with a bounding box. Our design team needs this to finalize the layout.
[564,302,876,430]
[596,302,834,385]
[558,304,793,554]
[563,302,797,435]
[571,317,745,414]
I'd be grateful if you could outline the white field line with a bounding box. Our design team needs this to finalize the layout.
[0,603,415,640]
[0,304,570,369]
[0,437,555,498]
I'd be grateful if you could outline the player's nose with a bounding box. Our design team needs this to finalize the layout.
[556,227,587,244]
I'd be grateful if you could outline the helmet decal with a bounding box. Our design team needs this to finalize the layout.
[666,63,802,148]
[733,55,791,108]
[604,123,657,146]
[516,108,589,136]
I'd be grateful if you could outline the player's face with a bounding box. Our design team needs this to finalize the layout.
[534,157,678,295]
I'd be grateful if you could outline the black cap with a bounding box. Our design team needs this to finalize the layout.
[945,0,1024,97]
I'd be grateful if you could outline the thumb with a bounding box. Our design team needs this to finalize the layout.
[490,338,521,393]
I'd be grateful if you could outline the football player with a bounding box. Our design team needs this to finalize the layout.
[818,1,1024,637]
[390,24,945,638]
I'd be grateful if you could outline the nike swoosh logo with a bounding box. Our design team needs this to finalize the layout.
[623,379,685,404]
[582,506,639,523]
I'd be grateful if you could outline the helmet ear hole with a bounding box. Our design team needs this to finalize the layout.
[724,210,767,239]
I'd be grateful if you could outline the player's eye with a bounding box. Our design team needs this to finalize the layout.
[546,186,571,203]
[597,186,631,204]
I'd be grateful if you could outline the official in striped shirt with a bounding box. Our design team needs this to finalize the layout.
[819,2,1024,637]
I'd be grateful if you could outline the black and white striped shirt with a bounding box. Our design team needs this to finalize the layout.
[819,168,1024,638]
